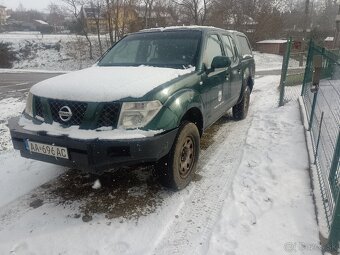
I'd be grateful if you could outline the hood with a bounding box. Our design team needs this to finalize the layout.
[30,66,195,102]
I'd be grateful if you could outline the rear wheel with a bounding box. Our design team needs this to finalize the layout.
[156,121,200,190]
[233,86,250,120]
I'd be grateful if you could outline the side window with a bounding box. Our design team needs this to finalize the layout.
[237,35,252,56]
[203,34,223,69]
[222,35,236,62]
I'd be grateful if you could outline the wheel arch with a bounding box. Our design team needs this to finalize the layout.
[180,107,204,136]
[164,89,204,135]
[247,75,254,92]
[237,74,254,104]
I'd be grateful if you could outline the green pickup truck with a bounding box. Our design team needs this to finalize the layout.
[9,26,255,190]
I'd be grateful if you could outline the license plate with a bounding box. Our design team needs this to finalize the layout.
[25,140,69,159]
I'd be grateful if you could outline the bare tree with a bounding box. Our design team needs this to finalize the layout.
[121,0,131,36]
[151,0,178,27]
[61,0,94,59]
[113,0,120,41]
[105,0,114,44]
[143,0,154,28]
[172,0,211,25]
[47,3,65,33]
[16,3,26,12]
[90,0,104,55]
[208,0,292,42]
[164,0,181,26]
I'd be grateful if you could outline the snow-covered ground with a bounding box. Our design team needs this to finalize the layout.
[0,97,67,209]
[0,32,108,71]
[0,97,26,151]
[207,80,319,254]
[0,73,322,254]
[254,51,301,71]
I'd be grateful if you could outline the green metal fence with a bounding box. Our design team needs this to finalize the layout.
[279,38,307,106]
[301,42,340,252]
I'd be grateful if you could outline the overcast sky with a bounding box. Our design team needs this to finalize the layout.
[0,0,52,11]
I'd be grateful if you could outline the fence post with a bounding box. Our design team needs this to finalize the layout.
[308,91,318,131]
[301,40,313,96]
[327,132,340,253]
[279,37,292,107]
[327,194,340,253]
[329,132,340,198]
[307,55,323,131]
[314,112,324,164]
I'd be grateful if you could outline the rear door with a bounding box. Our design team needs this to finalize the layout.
[235,34,254,96]
[221,34,242,103]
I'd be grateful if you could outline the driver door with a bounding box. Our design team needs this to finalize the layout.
[200,34,228,127]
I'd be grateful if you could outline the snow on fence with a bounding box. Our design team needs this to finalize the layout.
[301,42,340,252]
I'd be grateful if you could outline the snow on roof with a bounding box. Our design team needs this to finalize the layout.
[141,25,234,33]
[256,40,287,44]
[34,20,49,25]
[325,37,334,42]
[139,26,246,36]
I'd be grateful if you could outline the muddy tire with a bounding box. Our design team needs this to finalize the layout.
[156,121,200,190]
[233,86,250,120]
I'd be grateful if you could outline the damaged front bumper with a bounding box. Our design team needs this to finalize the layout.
[8,117,177,173]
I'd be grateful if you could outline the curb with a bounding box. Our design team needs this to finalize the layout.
[298,96,329,240]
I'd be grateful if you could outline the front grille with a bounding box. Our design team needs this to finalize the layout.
[49,99,87,126]
[96,103,121,128]
[34,97,44,119]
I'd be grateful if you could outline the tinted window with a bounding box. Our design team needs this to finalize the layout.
[204,34,223,69]
[237,35,252,56]
[99,31,202,69]
[222,35,237,62]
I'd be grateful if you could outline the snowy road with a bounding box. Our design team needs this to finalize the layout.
[0,75,321,255]
[0,72,62,100]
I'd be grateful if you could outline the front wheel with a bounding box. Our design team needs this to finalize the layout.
[155,121,200,190]
[233,86,250,120]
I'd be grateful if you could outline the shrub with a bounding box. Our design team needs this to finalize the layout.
[0,42,17,68]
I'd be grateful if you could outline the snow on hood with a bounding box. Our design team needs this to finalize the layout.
[30,66,195,102]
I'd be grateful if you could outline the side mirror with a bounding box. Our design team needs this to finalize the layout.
[211,56,231,70]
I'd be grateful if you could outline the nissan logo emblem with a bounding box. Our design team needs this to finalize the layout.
[58,106,72,122]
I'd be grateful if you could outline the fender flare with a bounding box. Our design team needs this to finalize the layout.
[237,67,254,104]
[164,89,204,128]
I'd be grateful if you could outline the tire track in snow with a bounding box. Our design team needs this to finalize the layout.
[152,86,263,255]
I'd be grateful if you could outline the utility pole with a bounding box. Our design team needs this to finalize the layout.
[300,0,310,66]
[334,2,340,48]
[303,0,310,40]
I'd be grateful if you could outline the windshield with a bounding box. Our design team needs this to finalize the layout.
[98,30,202,69]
